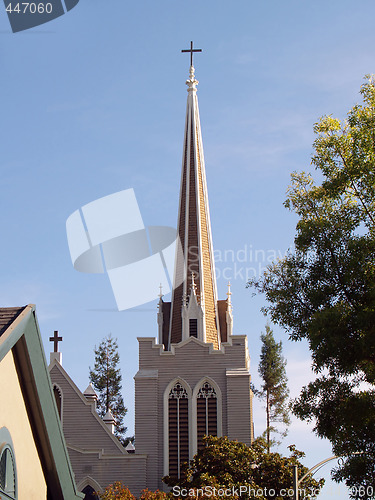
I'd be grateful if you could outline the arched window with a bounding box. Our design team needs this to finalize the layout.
[0,444,17,500]
[82,485,99,500]
[196,381,217,450]
[77,477,101,499]
[168,382,189,478]
[53,384,62,420]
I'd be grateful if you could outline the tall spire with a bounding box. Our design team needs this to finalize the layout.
[169,50,220,349]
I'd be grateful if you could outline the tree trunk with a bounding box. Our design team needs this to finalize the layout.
[266,389,270,453]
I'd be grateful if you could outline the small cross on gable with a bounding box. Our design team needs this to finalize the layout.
[49,330,63,353]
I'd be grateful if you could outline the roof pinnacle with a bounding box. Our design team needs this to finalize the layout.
[227,282,233,310]
[191,272,197,295]
[181,41,202,93]
[186,65,199,92]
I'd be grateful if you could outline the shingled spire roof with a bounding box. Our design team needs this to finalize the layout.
[169,62,220,349]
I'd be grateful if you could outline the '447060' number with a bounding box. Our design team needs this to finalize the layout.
[6,2,52,13]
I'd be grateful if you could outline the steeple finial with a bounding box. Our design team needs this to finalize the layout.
[227,282,232,311]
[158,283,164,314]
[185,66,199,92]
[182,41,202,92]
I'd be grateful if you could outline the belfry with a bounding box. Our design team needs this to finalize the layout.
[134,44,254,489]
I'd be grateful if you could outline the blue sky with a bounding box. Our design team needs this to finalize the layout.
[1,1,375,498]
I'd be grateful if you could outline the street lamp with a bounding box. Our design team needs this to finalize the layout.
[292,455,338,500]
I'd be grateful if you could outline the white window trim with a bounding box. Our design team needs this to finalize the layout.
[191,377,222,457]
[163,378,192,478]
[0,427,17,500]
[52,383,64,426]
[77,476,102,496]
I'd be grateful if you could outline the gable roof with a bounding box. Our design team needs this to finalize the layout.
[0,306,26,336]
[0,304,83,500]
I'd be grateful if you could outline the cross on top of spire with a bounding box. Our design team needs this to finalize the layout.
[181,41,202,68]
[182,42,202,92]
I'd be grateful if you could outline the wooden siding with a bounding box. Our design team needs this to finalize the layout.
[169,91,219,349]
[217,300,228,343]
[50,364,122,453]
[134,374,159,490]
[136,335,253,490]
[195,128,218,348]
[170,111,188,344]
[68,447,147,498]
[226,370,253,446]
[49,361,148,496]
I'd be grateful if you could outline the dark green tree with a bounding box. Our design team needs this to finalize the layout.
[89,334,128,445]
[163,435,324,500]
[248,76,375,497]
[256,324,290,453]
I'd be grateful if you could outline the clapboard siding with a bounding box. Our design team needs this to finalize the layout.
[68,447,147,497]
[50,363,122,453]
[135,334,253,490]
[226,371,254,445]
[134,375,159,489]
[49,360,148,496]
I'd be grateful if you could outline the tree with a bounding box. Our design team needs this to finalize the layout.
[89,334,128,445]
[99,483,135,500]
[248,76,375,497]
[99,484,166,500]
[256,324,290,452]
[163,435,324,500]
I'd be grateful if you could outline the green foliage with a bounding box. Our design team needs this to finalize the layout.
[256,324,290,452]
[89,334,128,444]
[163,435,324,500]
[99,482,135,500]
[248,76,375,497]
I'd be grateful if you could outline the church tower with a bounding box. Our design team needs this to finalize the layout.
[135,45,253,489]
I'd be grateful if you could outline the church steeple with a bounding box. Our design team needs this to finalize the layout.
[169,48,220,349]
[136,49,253,490]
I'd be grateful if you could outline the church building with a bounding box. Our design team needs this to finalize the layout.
[0,305,83,500]
[48,337,146,498]
[134,45,254,490]
[2,46,254,499]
